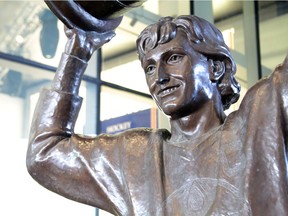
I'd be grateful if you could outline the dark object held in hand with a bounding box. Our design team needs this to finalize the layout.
[44,0,146,32]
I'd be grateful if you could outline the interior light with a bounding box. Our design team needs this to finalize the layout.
[15,35,24,44]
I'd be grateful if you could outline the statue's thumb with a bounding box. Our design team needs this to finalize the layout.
[90,31,116,50]
[102,31,116,43]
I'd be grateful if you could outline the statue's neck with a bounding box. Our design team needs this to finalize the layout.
[168,100,226,143]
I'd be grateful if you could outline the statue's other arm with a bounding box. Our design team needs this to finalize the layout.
[277,55,288,122]
[235,55,288,216]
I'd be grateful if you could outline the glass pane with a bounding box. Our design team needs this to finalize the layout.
[0,57,97,215]
[100,86,155,122]
[0,1,68,67]
[102,59,150,94]
[258,1,288,77]
[101,11,149,93]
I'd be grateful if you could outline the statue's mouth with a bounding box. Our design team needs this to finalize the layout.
[158,85,181,97]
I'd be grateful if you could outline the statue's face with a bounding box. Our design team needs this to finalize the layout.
[141,30,214,118]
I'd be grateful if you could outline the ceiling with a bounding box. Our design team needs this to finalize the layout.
[0,1,248,64]
[0,1,284,73]
[102,0,244,67]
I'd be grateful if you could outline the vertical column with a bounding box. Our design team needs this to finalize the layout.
[191,0,214,23]
[95,49,102,135]
[243,1,261,87]
[83,52,98,135]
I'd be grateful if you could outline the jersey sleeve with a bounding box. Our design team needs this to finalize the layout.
[26,89,124,212]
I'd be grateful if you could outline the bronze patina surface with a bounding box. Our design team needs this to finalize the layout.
[44,0,146,32]
[26,8,288,216]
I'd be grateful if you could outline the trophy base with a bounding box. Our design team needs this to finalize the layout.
[44,0,124,32]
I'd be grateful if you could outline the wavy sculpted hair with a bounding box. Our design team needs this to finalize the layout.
[136,15,240,110]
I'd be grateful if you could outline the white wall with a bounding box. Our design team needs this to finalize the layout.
[0,93,96,215]
[0,93,23,138]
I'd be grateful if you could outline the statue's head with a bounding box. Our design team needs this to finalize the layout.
[136,15,240,110]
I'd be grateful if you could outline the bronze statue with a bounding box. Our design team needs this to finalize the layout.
[26,11,288,216]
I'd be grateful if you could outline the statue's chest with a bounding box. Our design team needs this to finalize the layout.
[159,133,249,215]
[163,133,221,183]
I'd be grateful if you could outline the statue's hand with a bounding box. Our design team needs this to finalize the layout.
[64,26,116,62]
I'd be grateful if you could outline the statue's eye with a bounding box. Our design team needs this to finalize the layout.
[145,65,156,74]
[167,54,184,64]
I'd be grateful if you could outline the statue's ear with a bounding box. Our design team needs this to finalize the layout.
[208,59,225,82]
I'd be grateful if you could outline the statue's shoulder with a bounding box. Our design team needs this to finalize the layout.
[121,127,171,140]
[96,127,171,144]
